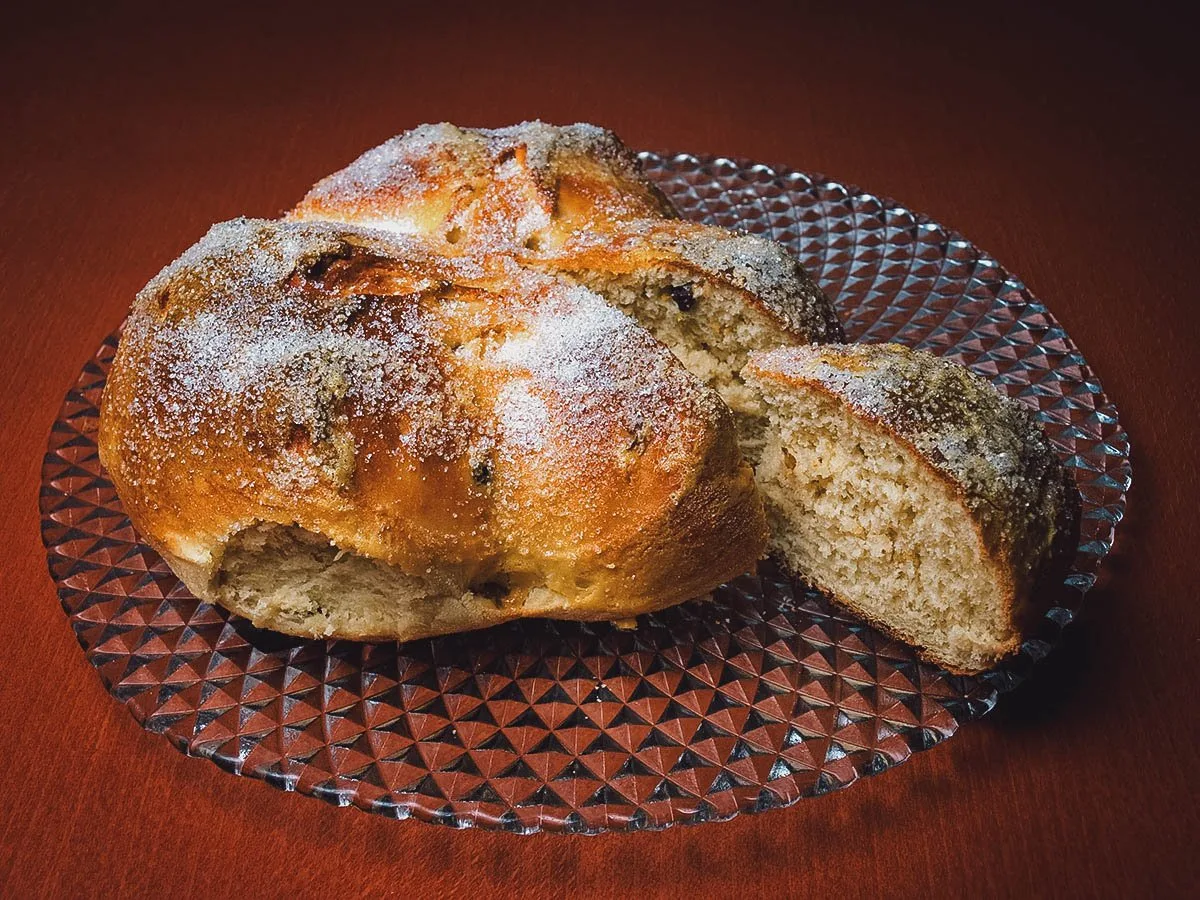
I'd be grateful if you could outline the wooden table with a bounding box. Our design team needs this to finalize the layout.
[2,3,1196,896]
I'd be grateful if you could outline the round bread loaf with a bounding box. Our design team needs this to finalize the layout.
[744,343,1079,673]
[290,122,844,431]
[98,217,767,640]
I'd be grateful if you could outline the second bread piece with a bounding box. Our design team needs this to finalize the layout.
[743,344,1079,673]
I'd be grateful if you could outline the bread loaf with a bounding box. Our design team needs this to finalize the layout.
[100,121,1075,672]
[98,218,767,640]
[744,343,1079,673]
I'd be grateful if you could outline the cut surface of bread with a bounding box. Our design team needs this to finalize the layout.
[531,220,843,430]
[753,385,1014,671]
[744,343,1079,673]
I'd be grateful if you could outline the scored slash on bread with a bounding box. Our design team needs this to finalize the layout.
[99,120,1079,673]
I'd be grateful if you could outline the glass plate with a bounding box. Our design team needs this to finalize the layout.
[40,152,1131,833]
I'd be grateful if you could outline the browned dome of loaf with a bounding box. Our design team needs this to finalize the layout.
[291,122,677,250]
[98,217,768,641]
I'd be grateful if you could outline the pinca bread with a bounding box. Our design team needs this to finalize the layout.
[100,121,1075,673]
[98,218,767,640]
[744,343,1079,673]
[290,122,844,437]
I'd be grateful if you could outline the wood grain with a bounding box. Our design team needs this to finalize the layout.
[1,2,1196,897]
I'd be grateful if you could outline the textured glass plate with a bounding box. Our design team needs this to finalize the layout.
[40,152,1130,833]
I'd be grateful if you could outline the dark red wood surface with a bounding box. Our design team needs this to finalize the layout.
[2,3,1197,897]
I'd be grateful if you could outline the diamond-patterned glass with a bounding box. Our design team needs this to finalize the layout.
[40,153,1130,832]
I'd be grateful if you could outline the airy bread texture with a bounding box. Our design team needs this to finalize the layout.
[98,218,767,640]
[744,344,1079,673]
[211,524,526,639]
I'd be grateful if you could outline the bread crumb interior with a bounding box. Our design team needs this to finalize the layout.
[750,382,1016,672]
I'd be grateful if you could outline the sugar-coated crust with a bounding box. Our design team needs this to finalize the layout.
[290,121,842,344]
[291,122,675,252]
[98,218,767,639]
[744,343,1080,672]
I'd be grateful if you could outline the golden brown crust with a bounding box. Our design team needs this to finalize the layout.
[290,121,843,345]
[98,218,767,638]
[291,122,675,253]
[745,343,1080,672]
